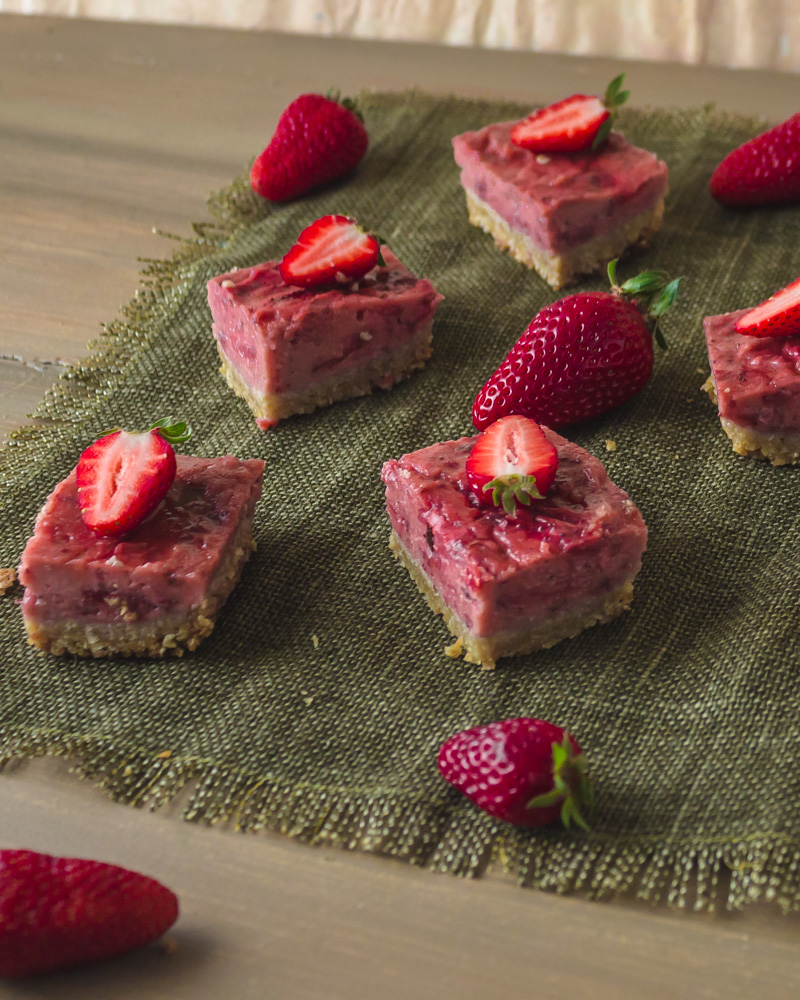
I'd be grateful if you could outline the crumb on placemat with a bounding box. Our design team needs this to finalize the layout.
[444,637,464,659]
[161,936,178,956]
[0,568,16,594]
[605,440,617,452]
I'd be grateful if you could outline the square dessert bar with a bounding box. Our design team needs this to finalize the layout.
[703,308,800,465]
[18,455,264,658]
[452,124,669,289]
[382,429,647,668]
[208,249,443,429]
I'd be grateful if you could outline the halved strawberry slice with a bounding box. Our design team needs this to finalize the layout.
[465,415,558,516]
[511,73,630,153]
[76,419,191,536]
[733,275,800,338]
[279,215,381,288]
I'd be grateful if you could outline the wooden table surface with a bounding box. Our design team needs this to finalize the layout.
[2,14,800,998]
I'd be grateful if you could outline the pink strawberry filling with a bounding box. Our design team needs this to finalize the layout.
[704,308,800,432]
[452,124,668,254]
[382,429,647,637]
[19,455,264,625]
[208,249,442,397]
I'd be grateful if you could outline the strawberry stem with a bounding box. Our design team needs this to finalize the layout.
[326,88,364,123]
[527,733,593,831]
[371,232,388,267]
[591,72,630,150]
[607,258,682,350]
[148,418,192,446]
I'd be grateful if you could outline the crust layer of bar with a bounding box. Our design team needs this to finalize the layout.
[464,189,665,290]
[23,502,258,659]
[702,374,800,466]
[219,320,434,429]
[389,531,634,669]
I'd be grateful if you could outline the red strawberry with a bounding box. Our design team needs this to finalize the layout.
[472,261,681,430]
[76,419,191,536]
[511,72,629,153]
[709,112,800,208]
[465,415,558,515]
[438,717,592,829]
[0,849,178,978]
[279,215,381,288]
[733,275,800,338]
[250,92,368,202]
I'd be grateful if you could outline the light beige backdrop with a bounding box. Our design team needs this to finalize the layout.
[1,0,798,73]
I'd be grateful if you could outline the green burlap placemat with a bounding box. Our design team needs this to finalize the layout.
[2,92,799,912]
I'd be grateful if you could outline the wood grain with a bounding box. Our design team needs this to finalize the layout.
[2,14,800,997]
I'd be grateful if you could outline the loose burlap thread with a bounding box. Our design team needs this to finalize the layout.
[2,93,800,912]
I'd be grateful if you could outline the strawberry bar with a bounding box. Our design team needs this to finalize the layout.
[381,429,647,668]
[703,308,800,465]
[18,455,264,658]
[208,249,443,429]
[452,124,668,289]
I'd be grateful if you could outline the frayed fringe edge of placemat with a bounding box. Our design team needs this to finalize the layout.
[3,733,799,915]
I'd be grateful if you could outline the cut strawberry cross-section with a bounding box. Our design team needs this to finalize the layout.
[465,414,558,515]
[76,419,191,536]
[511,73,630,153]
[279,214,381,288]
[733,275,800,338]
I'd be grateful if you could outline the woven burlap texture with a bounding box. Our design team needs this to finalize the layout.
[2,93,799,912]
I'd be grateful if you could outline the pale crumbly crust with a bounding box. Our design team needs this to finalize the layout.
[389,531,635,670]
[0,568,16,595]
[22,502,258,659]
[464,189,666,290]
[702,374,800,466]
[218,320,434,429]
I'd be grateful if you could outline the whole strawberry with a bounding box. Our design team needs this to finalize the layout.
[472,261,681,430]
[438,718,592,828]
[250,91,369,202]
[710,112,800,208]
[0,849,179,978]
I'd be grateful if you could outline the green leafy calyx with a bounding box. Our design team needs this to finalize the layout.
[483,473,543,516]
[528,733,594,831]
[607,258,683,350]
[591,72,630,150]
[149,418,192,446]
[371,231,388,267]
[327,89,364,123]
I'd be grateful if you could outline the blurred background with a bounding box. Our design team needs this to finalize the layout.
[0,0,798,73]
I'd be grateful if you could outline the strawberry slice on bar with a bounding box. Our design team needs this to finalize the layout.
[279,214,380,288]
[465,414,559,515]
[733,275,800,338]
[76,420,190,536]
[511,73,630,153]
[511,95,609,153]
